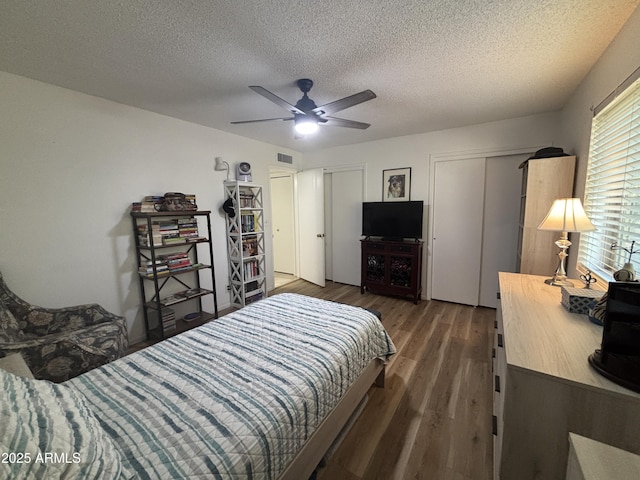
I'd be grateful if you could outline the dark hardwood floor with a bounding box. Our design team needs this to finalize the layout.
[273,279,495,480]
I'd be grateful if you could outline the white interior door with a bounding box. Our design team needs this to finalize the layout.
[478,154,525,307]
[297,168,325,287]
[270,175,295,275]
[431,158,486,305]
[324,174,333,280]
[330,169,363,286]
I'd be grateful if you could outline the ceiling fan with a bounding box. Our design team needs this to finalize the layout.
[231,79,376,135]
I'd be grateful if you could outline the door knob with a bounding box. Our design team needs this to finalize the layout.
[316,233,325,238]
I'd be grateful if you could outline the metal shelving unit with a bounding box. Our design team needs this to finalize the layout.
[131,210,218,340]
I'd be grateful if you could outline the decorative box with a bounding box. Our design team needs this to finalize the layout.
[561,286,604,314]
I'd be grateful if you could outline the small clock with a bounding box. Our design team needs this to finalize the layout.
[237,162,252,182]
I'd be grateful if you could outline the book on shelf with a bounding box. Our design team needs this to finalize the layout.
[158,251,188,259]
[139,256,199,278]
[183,194,197,210]
[131,202,157,213]
[177,217,200,239]
[245,291,264,305]
[239,191,256,208]
[243,259,260,279]
[186,236,207,243]
[159,293,185,306]
[242,236,259,256]
[136,217,201,246]
[157,288,210,306]
[245,280,259,293]
[132,194,198,214]
[240,213,257,233]
[136,225,163,247]
[157,307,176,331]
[139,265,169,275]
[131,196,164,213]
[140,270,170,278]
[183,287,207,298]
[163,236,187,245]
[167,260,191,270]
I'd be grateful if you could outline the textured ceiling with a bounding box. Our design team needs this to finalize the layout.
[1,1,638,152]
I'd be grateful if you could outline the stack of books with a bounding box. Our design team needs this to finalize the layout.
[131,195,164,213]
[160,307,176,332]
[183,194,198,210]
[245,280,259,293]
[138,252,199,278]
[156,220,184,245]
[159,293,186,306]
[159,288,207,306]
[177,217,200,241]
[242,236,259,257]
[137,218,205,247]
[158,252,193,272]
[245,291,264,305]
[239,191,256,208]
[137,224,162,247]
[243,258,260,279]
[138,260,169,276]
[240,213,257,233]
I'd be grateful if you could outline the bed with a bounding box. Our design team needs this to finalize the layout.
[1,293,396,480]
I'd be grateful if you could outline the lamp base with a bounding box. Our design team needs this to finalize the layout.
[545,277,574,287]
[544,232,573,287]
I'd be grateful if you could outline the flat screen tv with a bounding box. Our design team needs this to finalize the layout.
[362,201,423,240]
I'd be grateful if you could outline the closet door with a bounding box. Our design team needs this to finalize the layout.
[478,155,524,307]
[431,158,485,305]
[329,169,363,286]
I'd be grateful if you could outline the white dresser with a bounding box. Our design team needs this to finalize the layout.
[493,273,640,480]
[566,433,640,480]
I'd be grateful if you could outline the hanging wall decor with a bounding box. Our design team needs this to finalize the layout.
[382,167,411,202]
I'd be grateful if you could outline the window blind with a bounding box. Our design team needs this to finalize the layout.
[578,75,640,279]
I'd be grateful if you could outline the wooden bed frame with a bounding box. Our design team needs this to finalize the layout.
[279,358,386,480]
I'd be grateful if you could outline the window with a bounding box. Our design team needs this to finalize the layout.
[578,73,640,279]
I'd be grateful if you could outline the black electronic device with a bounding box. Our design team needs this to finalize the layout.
[588,281,640,393]
[362,201,423,240]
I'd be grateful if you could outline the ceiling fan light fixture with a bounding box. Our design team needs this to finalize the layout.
[232,79,376,136]
[294,115,319,135]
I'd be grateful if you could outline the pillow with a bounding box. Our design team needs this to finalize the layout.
[0,352,33,378]
[0,369,132,479]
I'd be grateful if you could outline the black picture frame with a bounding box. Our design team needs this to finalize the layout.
[382,167,411,201]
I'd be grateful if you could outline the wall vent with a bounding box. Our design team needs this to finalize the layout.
[277,153,293,164]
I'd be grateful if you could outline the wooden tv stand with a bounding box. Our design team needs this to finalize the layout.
[360,238,423,304]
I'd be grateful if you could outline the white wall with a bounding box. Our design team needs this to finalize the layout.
[2,2,638,340]
[560,4,640,276]
[301,3,640,289]
[304,112,562,203]
[0,71,301,344]
[303,112,563,294]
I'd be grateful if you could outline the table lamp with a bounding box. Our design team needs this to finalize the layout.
[537,198,595,286]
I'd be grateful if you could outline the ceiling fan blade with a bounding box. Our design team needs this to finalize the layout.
[249,86,306,115]
[313,90,376,116]
[322,116,371,129]
[230,117,294,125]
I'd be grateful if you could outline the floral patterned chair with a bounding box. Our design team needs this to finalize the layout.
[0,271,128,382]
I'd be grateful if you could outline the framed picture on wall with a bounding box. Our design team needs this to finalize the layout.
[382,167,411,201]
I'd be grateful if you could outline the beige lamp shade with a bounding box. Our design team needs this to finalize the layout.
[537,198,596,232]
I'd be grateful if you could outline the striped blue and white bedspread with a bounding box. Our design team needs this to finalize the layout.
[66,293,396,480]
